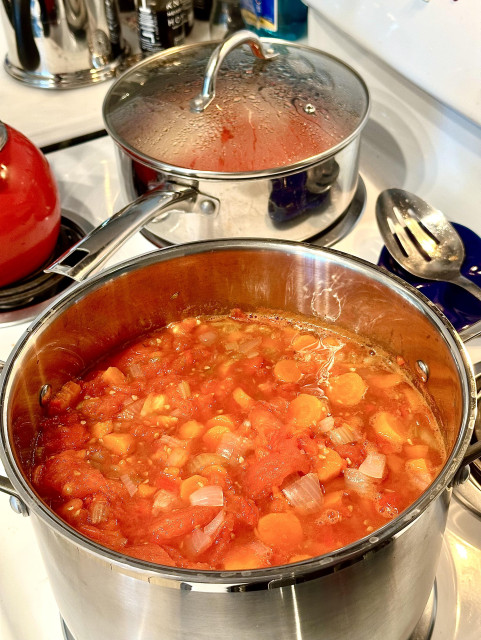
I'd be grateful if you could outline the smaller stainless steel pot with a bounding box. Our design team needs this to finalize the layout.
[106,31,371,247]
[1,240,481,640]
[45,32,370,280]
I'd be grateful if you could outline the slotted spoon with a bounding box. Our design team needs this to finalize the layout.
[376,188,481,302]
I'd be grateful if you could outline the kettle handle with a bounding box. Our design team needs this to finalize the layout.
[12,0,40,71]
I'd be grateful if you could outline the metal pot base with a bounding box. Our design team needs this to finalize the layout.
[59,579,437,640]
[140,175,367,249]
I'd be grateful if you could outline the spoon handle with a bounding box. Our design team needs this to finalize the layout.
[449,274,481,303]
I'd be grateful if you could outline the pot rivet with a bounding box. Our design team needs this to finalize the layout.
[199,199,216,215]
[9,495,29,517]
[304,103,316,114]
[39,384,52,407]
[415,360,429,382]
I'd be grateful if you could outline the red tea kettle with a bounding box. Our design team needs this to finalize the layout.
[0,122,61,288]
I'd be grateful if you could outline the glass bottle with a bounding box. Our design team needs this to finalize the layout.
[182,0,195,35]
[209,0,244,40]
[137,0,186,55]
[193,0,213,20]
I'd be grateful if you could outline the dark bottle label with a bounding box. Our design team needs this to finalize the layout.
[138,0,185,53]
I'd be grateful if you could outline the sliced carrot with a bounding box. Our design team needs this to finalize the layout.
[257,512,304,550]
[101,433,135,455]
[202,425,232,450]
[316,448,345,483]
[292,334,318,351]
[405,458,430,475]
[101,366,126,386]
[287,393,327,428]
[232,387,254,410]
[368,373,402,389]
[327,372,367,406]
[273,359,302,383]
[222,545,265,570]
[404,444,429,459]
[180,475,208,501]
[371,411,405,447]
[205,414,236,430]
[178,420,205,439]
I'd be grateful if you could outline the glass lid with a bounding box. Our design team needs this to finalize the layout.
[103,31,370,177]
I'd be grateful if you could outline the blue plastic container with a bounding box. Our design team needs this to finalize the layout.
[240,0,308,41]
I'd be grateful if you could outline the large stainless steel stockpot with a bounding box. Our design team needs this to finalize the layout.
[1,240,480,640]
[100,30,370,245]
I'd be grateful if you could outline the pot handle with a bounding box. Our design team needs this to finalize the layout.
[452,362,481,486]
[459,319,481,343]
[0,359,29,515]
[190,29,278,113]
[46,185,202,283]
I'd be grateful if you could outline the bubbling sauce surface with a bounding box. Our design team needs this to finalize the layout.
[31,310,445,570]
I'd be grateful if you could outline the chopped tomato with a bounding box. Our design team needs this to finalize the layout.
[31,312,445,571]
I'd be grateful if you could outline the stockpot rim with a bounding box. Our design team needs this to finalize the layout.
[0,239,475,590]
[102,38,371,182]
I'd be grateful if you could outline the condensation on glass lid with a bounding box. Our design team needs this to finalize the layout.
[107,46,368,173]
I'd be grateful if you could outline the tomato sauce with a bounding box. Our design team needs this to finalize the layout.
[31,310,446,570]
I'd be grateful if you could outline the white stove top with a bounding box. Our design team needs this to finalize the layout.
[1,6,481,640]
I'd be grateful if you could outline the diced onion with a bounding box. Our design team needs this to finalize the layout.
[198,331,218,345]
[344,468,377,499]
[203,509,226,538]
[152,489,177,514]
[329,425,357,445]
[177,381,191,399]
[120,474,138,497]
[238,337,262,353]
[187,528,213,556]
[216,433,252,462]
[224,341,239,351]
[248,540,273,562]
[127,363,144,378]
[160,435,184,449]
[189,485,224,507]
[318,416,335,433]
[282,473,324,514]
[187,453,225,475]
[90,501,109,524]
[359,453,386,479]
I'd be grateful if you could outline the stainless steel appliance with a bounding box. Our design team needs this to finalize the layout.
[0,0,130,88]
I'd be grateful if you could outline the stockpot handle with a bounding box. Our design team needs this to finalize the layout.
[0,360,29,515]
[459,319,481,343]
[460,362,481,466]
[190,29,278,113]
[46,185,213,282]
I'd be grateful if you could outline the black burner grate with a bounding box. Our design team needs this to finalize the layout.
[0,213,92,326]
